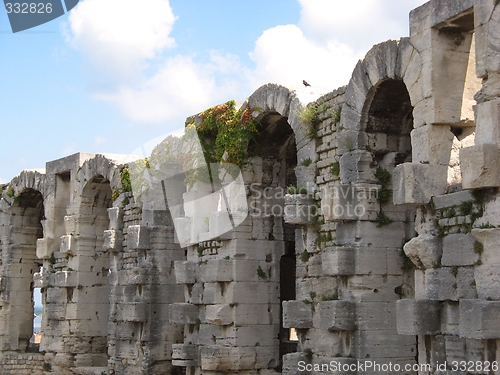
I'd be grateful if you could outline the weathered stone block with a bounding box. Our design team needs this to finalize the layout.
[441,233,477,266]
[200,259,233,282]
[205,304,232,326]
[172,344,198,367]
[318,301,356,331]
[103,229,121,252]
[107,207,123,231]
[59,234,73,255]
[321,184,380,222]
[200,346,256,371]
[433,190,472,209]
[411,125,455,165]
[339,150,376,185]
[393,163,448,205]
[282,300,313,329]
[36,238,53,259]
[460,144,500,189]
[459,299,500,339]
[475,98,500,145]
[54,271,78,288]
[321,246,355,276]
[416,268,458,301]
[403,234,442,269]
[174,261,197,284]
[168,303,198,325]
[127,225,150,250]
[396,299,442,335]
[284,194,316,225]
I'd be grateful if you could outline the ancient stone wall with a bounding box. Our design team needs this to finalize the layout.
[0,0,499,374]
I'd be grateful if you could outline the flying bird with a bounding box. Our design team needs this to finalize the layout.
[303,80,311,87]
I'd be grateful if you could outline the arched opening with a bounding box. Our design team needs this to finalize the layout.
[71,175,112,365]
[8,189,44,352]
[248,111,298,370]
[363,79,413,168]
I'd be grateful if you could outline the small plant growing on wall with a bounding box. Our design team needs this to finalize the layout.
[297,102,326,138]
[330,161,340,177]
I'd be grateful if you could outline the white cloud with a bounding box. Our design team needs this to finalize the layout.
[95,52,251,124]
[67,0,428,125]
[249,24,359,94]
[67,0,176,84]
[297,0,427,54]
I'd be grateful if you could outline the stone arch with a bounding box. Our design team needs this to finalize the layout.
[247,84,306,370]
[74,154,121,197]
[248,83,316,178]
[8,170,47,200]
[1,187,45,352]
[340,39,422,134]
[67,174,112,366]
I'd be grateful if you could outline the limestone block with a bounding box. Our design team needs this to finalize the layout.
[282,352,310,375]
[114,303,148,322]
[336,221,406,248]
[107,207,123,230]
[339,150,376,185]
[54,271,78,288]
[321,185,380,222]
[416,268,458,301]
[282,300,313,329]
[168,303,198,324]
[45,303,66,321]
[36,238,53,259]
[441,233,477,266]
[471,228,500,264]
[441,302,460,335]
[474,264,500,300]
[33,272,47,288]
[318,301,356,331]
[475,98,500,145]
[459,299,500,339]
[411,125,455,165]
[174,261,197,284]
[172,344,198,367]
[433,190,472,209]
[403,234,442,269]
[429,0,477,28]
[127,225,150,250]
[284,194,316,225]
[455,267,477,300]
[396,299,442,335]
[321,246,355,276]
[200,346,256,371]
[393,163,448,205]
[460,144,500,189]
[200,259,232,282]
[59,234,73,255]
[103,229,121,252]
[205,304,232,325]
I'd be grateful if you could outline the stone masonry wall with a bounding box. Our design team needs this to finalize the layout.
[0,1,500,374]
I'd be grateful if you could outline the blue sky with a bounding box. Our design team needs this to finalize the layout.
[0,0,426,183]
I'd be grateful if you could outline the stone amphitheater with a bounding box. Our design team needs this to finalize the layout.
[1,0,500,374]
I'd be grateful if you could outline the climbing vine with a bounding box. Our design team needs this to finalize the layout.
[186,100,260,169]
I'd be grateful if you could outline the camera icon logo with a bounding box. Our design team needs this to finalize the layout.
[4,0,79,33]
[129,126,249,248]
